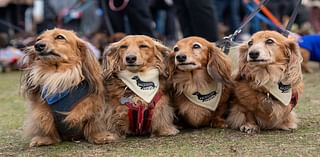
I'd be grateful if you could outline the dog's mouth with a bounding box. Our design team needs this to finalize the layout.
[38,51,60,57]
[177,62,196,66]
[126,64,141,67]
[248,59,270,64]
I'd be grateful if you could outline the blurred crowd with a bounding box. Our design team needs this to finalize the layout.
[0,0,320,72]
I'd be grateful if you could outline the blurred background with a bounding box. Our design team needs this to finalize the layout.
[0,0,319,72]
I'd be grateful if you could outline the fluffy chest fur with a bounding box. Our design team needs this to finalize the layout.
[26,63,84,97]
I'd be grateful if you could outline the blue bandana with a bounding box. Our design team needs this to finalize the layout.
[41,81,90,112]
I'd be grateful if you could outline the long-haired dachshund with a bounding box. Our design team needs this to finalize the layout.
[227,31,304,133]
[21,28,115,147]
[102,35,179,140]
[169,37,232,128]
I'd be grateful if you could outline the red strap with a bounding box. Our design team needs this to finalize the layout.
[289,92,299,111]
[126,91,163,135]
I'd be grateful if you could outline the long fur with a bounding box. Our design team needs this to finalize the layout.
[169,37,232,128]
[227,31,304,133]
[21,28,114,147]
[102,35,179,139]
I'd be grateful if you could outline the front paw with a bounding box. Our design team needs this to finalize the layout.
[29,136,60,147]
[211,119,228,128]
[152,126,180,137]
[88,131,121,144]
[240,123,259,134]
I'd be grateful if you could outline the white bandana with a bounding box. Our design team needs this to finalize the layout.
[117,69,160,103]
[263,81,292,106]
[183,81,223,111]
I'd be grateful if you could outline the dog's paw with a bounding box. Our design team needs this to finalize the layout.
[211,119,228,128]
[240,123,259,134]
[152,126,180,137]
[279,122,298,130]
[29,136,60,147]
[88,131,121,144]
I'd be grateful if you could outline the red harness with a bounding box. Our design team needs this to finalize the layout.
[289,91,299,111]
[126,91,163,135]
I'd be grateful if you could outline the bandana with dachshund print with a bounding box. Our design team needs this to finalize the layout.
[264,81,292,106]
[117,68,160,103]
[183,81,222,111]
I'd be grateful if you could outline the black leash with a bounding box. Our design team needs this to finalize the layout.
[281,0,302,37]
[220,0,270,54]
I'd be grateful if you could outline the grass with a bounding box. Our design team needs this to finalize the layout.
[0,63,320,157]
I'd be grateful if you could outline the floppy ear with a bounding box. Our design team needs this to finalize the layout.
[236,44,249,80]
[20,46,37,69]
[77,39,103,95]
[284,41,303,86]
[102,41,121,79]
[207,44,232,85]
[167,52,176,80]
[153,40,171,78]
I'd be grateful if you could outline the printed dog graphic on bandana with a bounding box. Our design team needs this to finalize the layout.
[117,69,160,103]
[184,81,222,111]
[278,82,291,93]
[264,81,293,106]
[192,91,217,102]
[131,76,157,90]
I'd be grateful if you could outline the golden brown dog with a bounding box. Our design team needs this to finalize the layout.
[103,35,179,139]
[169,37,232,128]
[21,28,115,147]
[227,31,304,133]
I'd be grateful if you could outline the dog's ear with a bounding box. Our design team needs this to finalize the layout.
[102,41,121,79]
[77,39,103,94]
[167,52,176,80]
[236,44,249,80]
[154,40,171,78]
[20,46,37,69]
[207,43,232,85]
[284,40,303,86]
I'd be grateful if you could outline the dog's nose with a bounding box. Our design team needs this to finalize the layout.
[176,54,187,62]
[34,42,46,52]
[126,55,137,64]
[249,51,259,60]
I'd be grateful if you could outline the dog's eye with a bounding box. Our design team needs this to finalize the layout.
[55,35,65,40]
[120,45,128,49]
[265,39,274,45]
[248,40,253,46]
[139,44,149,48]
[173,47,179,52]
[192,44,201,49]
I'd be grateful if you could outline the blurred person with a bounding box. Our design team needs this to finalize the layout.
[35,0,101,36]
[149,0,178,45]
[0,0,32,34]
[107,0,155,37]
[174,0,219,42]
[214,0,242,34]
[304,0,320,33]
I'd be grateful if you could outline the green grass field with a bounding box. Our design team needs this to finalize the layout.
[0,64,320,157]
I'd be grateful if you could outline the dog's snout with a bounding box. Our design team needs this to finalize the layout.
[126,55,137,64]
[34,42,46,52]
[249,51,260,60]
[176,54,187,62]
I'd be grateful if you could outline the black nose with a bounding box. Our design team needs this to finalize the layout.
[34,42,46,52]
[176,54,187,62]
[249,51,259,60]
[126,55,137,64]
